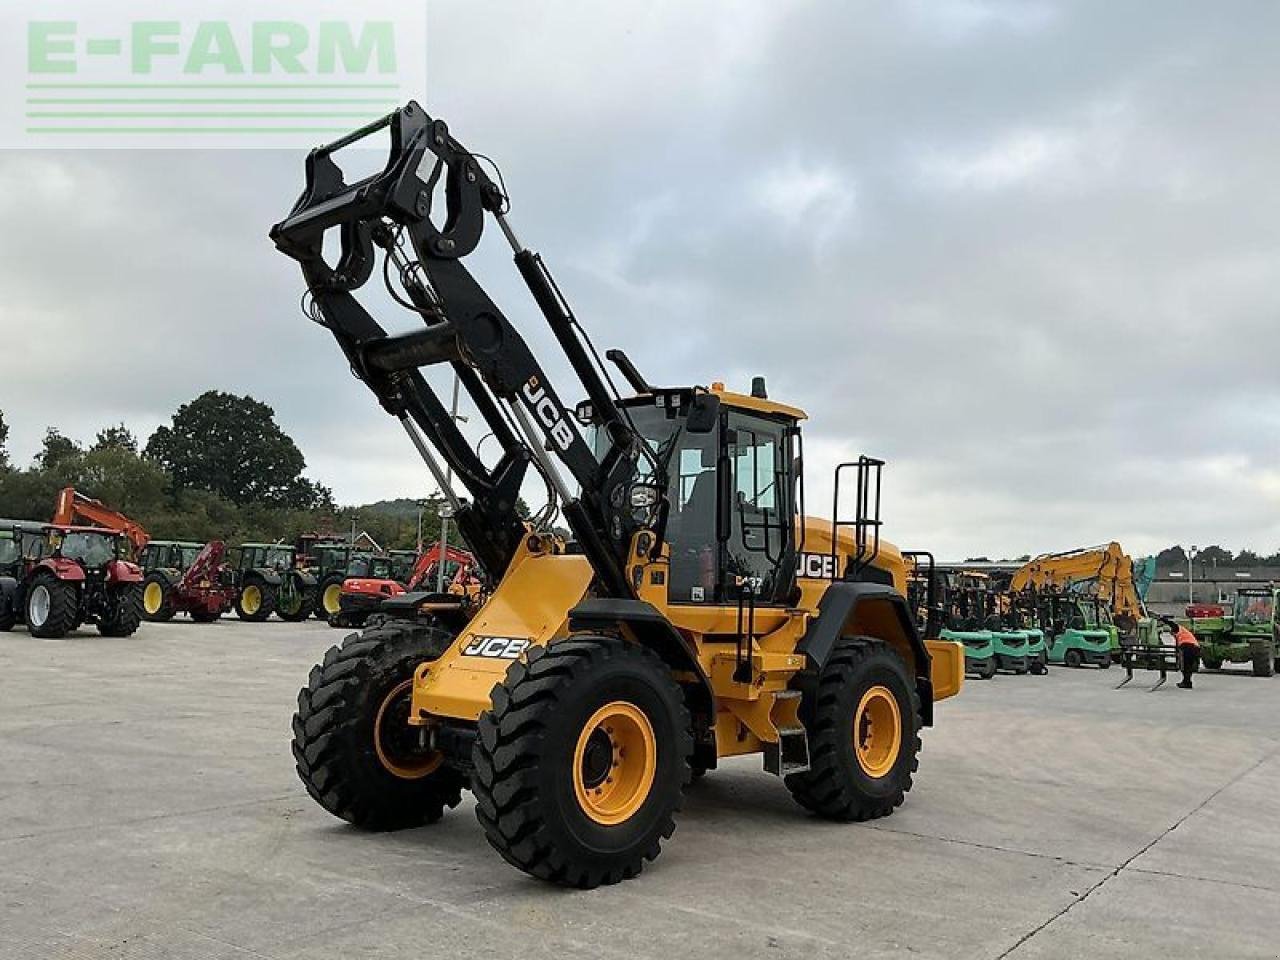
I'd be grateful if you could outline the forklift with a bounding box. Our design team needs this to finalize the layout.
[272,102,963,887]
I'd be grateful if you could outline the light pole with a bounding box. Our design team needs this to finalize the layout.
[1188,545,1197,605]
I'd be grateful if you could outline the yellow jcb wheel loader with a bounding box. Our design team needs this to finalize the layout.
[272,102,964,888]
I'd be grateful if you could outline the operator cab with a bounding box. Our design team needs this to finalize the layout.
[580,381,805,609]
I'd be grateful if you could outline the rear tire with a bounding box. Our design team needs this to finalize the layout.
[292,621,464,830]
[141,574,176,622]
[472,636,692,888]
[99,584,143,637]
[785,637,921,822]
[235,578,275,622]
[26,573,77,638]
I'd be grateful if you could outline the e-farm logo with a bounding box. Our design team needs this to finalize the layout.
[1,1,426,148]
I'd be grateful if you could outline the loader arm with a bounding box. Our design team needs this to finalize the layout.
[179,541,227,591]
[52,487,150,554]
[270,103,663,596]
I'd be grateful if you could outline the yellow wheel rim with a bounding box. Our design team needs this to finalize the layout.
[854,685,902,779]
[143,582,164,615]
[374,680,443,779]
[572,701,656,826]
[242,585,261,615]
[323,584,342,614]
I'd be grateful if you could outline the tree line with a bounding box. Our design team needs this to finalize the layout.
[0,392,447,552]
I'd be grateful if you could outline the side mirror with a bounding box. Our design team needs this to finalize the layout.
[687,393,720,434]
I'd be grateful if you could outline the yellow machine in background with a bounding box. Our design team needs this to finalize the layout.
[1010,542,1147,632]
[273,102,961,889]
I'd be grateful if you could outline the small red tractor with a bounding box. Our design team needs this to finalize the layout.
[3,521,144,638]
[329,544,479,628]
[138,540,237,623]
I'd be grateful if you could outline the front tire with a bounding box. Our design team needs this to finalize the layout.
[99,584,143,637]
[292,622,464,830]
[1251,649,1274,678]
[1064,648,1084,669]
[275,572,314,622]
[472,636,692,888]
[785,637,921,822]
[26,573,77,638]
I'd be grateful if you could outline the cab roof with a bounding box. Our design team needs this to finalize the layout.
[709,383,807,421]
[149,540,203,548]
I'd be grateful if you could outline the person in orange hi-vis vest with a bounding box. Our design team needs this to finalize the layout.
[1163,617,1200,689]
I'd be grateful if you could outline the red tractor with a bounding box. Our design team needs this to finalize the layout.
[138,540,237,623]
[328,543,479,628]
[6,521,144,638]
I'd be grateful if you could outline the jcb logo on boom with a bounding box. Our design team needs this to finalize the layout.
[796,552,837,579]
[462,636,531,660]
[522,377,574,452]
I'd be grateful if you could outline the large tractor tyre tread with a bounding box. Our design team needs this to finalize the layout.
[235,579,276,622]
[26,574,79,639]
[0,600,16,632]
[1274,657,1280,676]
[292,621,464,831]
[472,636,693,889]
[276,573,315,623]
[141,573,176,622]
[314,575,346,621]
[99,584,144,637]
[785,637,922,823]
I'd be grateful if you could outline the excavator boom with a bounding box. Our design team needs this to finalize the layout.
[1010,542,1146,621]
[52,487,150,554]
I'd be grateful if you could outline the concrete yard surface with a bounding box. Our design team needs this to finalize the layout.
[2,620,1278,959]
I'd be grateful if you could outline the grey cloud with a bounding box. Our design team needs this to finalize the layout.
[3,0,1278,559]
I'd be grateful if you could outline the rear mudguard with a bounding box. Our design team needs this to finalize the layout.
[798,582,957,726]
[35,557,85,582]
[248,568,284,588]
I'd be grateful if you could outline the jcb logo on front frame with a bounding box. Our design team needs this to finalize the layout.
[462,636,530,660]
[521,376,574,452]
[796,552,837,579]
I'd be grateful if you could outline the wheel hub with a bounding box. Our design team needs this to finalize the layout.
[853,685,902,779]
[572,701,657,826]
[29,585,50,626]
[374,679,442,780]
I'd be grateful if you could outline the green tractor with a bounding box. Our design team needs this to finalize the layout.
[1184,587,1278,677]
[1034,593,1113,668]
[230,543,298,622]
[287,539,370,620]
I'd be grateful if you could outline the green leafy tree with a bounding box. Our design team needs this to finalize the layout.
[145,391,328,509]
[35,428,81,471]
[91,424,138,454]
[1196,545,1232,565]
[1235,549,1261,566]
[0,408,9,469]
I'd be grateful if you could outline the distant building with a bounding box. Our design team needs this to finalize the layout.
[1146,563,1280,616]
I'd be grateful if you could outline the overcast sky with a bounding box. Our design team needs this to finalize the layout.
[2,0,1279,560]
